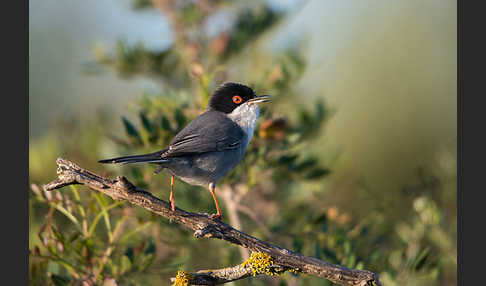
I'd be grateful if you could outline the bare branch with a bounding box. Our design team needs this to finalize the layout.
[44,158,381,286]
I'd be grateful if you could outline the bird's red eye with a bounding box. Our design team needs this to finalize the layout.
[232,95,243,104]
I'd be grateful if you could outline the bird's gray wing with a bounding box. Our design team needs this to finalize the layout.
[161,111,245,158]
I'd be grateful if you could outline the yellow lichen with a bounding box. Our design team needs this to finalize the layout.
[288,268,301,273]
[242,252,278,276]
[172,270,194,286]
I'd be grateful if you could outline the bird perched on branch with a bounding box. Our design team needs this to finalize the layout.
[99,82,270,220]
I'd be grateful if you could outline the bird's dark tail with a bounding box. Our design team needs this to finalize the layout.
[98,149,168,164]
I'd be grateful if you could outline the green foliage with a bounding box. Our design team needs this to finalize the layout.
[130,0,153,10]
[29,1,456,286]
[221,6,283,60]
[122,116,143,146]
[95,40,189,87]
[29,185,157,285]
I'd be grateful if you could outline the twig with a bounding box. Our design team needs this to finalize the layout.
[236,204,274,239]
[44,158,381,286]
[220,185,250,261]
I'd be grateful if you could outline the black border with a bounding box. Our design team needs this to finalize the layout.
[459,1,486,286]
[6,0,28,284]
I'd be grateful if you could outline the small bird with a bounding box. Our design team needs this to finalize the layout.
[99,82,270,219]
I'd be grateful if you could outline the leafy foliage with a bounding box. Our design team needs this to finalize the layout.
[29,184,156,285]
[29,1,456,286]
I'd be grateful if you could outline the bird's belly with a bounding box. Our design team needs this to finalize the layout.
[167,150,244,187]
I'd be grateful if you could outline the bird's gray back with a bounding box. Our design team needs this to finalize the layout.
[163,111,245,158]
[162,110,249,186]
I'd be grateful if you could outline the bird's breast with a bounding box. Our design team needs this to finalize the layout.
[227,104,259,149]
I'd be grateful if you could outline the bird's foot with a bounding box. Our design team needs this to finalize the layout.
[168,202,176,223]
[209,213,222,220]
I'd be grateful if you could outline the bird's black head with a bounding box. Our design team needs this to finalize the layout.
[208,82,270,114]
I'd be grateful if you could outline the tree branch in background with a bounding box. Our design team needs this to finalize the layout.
[44,158,381,286]
[220,185,250,261]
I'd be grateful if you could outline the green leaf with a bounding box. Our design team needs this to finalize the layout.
[139,111,154,133]
[221,6,282,60]
[51,227,66,244]
[138,254,156,272]
[347,254,356,268]
[93,193,113,241]
[80,237,95,254]
[299,111,314,127]
[122,116,142,145]
[70,186,87,219]
[314,241,322,260]
[121,255,132,274]
[343,241,351,255]
[144,238,156,255]
[278,154,299,165]
[313,213,327,224]
[306,168,330,180]
[160,115,172,131]
[315,101,327,122]
[293,157,318,172]
[174,108,186,130]
[370,251,380,263]
[51,274,70,286]
[131,0,153,10]
[180,2,203,24]
[292,236,304,253]
[412,247,430,271]
[111,264,118,277]
[119,222,152,245]
[323,249,338,263]
[162,254,191,271]
[69,231,81,243]
[88,201,124,238]
[125,247,134,262]
[48,202,81,231]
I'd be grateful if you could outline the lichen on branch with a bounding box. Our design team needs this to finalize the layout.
[172,270,194,286]
[242,252,278,276]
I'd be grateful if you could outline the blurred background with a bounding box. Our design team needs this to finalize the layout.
[29,1,456,285]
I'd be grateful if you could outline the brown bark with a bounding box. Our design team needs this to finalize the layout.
[44,158,381,286]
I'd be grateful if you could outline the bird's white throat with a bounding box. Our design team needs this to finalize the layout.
[227,103,260,147]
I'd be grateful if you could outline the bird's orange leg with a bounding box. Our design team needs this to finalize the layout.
[209,183,222,220]
[169,175,175,211]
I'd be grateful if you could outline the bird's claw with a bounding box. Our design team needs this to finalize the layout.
[169,203,175,223]
[209,213,222,220]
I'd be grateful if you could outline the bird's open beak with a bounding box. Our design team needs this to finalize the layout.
[248,95,271,105]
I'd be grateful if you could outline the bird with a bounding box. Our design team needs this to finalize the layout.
[99,82,270,220]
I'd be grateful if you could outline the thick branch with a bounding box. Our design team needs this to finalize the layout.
[44,158,381,286]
